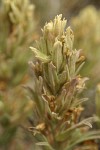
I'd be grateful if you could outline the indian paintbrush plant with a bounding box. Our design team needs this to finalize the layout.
[28,15,100,150]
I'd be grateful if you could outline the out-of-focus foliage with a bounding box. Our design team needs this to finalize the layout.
[0,0,36,149]
[28,15,100,150]
[71,6,100,86]
[0,0,35,90]
[0,87,33,148]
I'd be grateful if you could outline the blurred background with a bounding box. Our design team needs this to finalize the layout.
[0,0,100,149]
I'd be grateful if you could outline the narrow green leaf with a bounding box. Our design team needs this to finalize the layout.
[30,47,51,63]
[52,40,63,72]
[48,62,59,94]
[75,62,85,75]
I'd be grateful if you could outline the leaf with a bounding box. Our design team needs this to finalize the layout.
[52,40,63,72]
[66,64,71,81]
[23,86,43,114]
[65,27,74,51]
[36,142,54,150]
[71,98,88,107]
[75,62,85,75]
[48,62,59,94]
[35,134,55,150]
[56,89,66,111]
[42,95,52,116]
[56,117,98,141]
[58,70,67,85]
[38,37,48,54]
[69,50,79,78]
[65,131,100,150]
[30,47,51,63]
